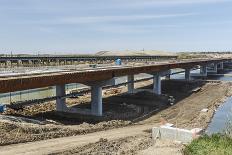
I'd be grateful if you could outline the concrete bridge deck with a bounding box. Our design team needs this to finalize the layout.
[0,58,227,94]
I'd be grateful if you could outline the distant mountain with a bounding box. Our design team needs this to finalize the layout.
[95,50,176,56]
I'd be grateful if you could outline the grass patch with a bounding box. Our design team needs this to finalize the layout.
[183,134,232,155]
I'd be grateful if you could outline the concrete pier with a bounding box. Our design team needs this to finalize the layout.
[91,85,103,116]
[200,65,207,76]
[153,73,161,95]
[87,78,115,116]
[207,63,218,74]
[218,62,224,70]
[56,85,67,111]
[185,68,191,80]
[213,63,218,72]
[127,75,134,94]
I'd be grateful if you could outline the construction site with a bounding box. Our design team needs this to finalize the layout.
[1,0,232,154]
[0,52,231,154]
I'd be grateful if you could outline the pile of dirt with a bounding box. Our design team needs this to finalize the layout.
[0,120,130,146]
[139,139,183,155]
[55,133,152,155]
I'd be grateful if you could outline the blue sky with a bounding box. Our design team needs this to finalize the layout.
[0,0,232,54]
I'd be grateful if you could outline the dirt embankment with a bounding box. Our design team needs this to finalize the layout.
[53,81,232,155]
[0,80,232,154]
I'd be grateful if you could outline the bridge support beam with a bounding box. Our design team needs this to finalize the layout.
[56,85,67,111]
[91,85,102,116]
[185,68,191,81]
[127,75,134,94]
[153,73,161,95]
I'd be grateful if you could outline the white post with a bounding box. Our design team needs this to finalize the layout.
[153,73,161,95]
[91,85,102,116]
[127,75,134,94]
[56,85,67,111]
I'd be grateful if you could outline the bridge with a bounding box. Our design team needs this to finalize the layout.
[0,58,227,116]
[0,55,177,67]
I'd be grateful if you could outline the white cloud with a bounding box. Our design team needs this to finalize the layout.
[58,13,196,24]
[117,0,230,7]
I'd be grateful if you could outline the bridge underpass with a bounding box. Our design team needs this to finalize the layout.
[0,58,229,116]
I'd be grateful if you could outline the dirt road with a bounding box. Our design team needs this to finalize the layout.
[0,124,154,155]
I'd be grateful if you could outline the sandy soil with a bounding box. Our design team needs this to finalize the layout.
[0,80,232,154]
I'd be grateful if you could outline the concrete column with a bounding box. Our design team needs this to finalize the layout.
[213,63,218,72]
[185,68,191,80]
[56,85,67,111]
[200,65,207,76]
[218,62,224,70]
[91,85,102,116]
[153,73,161,95]
[127,75,134,94]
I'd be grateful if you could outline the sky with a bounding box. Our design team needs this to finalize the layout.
[0,0,232,54]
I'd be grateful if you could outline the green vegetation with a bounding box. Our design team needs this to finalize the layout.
[183,134,232,155]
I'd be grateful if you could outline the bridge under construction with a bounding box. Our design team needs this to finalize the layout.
[0,57,228,116]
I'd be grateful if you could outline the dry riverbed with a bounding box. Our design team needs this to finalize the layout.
[0,80,232,154]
